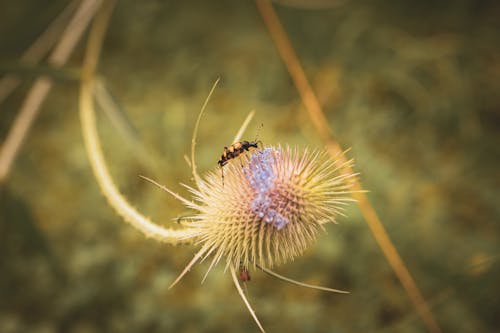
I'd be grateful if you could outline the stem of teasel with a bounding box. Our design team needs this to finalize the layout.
[254,1,442,332]
[79,0,195,244]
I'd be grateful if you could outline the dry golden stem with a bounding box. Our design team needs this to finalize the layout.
[79,0,196,244]
[254,1,442,332]
[0,0,102,183]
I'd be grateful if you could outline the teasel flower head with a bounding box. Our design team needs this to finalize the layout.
[136,82,357,333]
[165,145,356,287]
[82,54,357,330]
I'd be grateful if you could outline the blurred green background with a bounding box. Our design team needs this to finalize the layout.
[1,0,499,332]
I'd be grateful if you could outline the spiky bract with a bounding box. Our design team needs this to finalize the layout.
[183,146,355,274]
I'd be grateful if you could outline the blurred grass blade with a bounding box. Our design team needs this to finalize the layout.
[0,62,80,82]
[93,79,161,175]
[0,0,102,183]
[233,110,255,143]
[94,78,139,143]
[0,0,80,105]
[254,1,442,332]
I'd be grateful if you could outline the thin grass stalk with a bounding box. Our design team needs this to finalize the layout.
[79,0,195,244]
[233,110,255,143]
[254,1,442,332]
[0,0,80,105]
[0,0,102,182]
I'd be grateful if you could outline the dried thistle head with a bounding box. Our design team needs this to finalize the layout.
[139,80,357,333]
[185,146,355,274]
[143,141,357,298]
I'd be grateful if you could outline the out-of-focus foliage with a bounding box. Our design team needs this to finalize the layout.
[1,0,499,332]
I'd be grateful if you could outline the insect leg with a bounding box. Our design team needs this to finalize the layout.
[176,214,194,225]
[221,166,225,187]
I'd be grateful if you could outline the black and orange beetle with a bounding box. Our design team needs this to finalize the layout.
[217,140,261,185]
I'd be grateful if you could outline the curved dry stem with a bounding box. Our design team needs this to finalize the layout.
[233,109,255,143]
[191,77,220,188]
[257,264,349,294]
[79,0,194,245]
[255,1,441,332]
[230,265,266,333]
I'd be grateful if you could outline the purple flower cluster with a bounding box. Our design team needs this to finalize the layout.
[245,148,289,230]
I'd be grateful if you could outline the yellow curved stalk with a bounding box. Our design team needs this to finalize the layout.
[79,0,195,245]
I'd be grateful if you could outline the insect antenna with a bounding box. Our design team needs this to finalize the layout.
[253,123,264,148]
[175,214,195,225]
[221,164,225,187]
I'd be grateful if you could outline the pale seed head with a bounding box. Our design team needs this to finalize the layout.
[184,146,356,274]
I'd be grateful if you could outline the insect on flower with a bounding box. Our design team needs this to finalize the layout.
[239,264,251,282]
[218,140,261,185]
[139,81,358,333]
